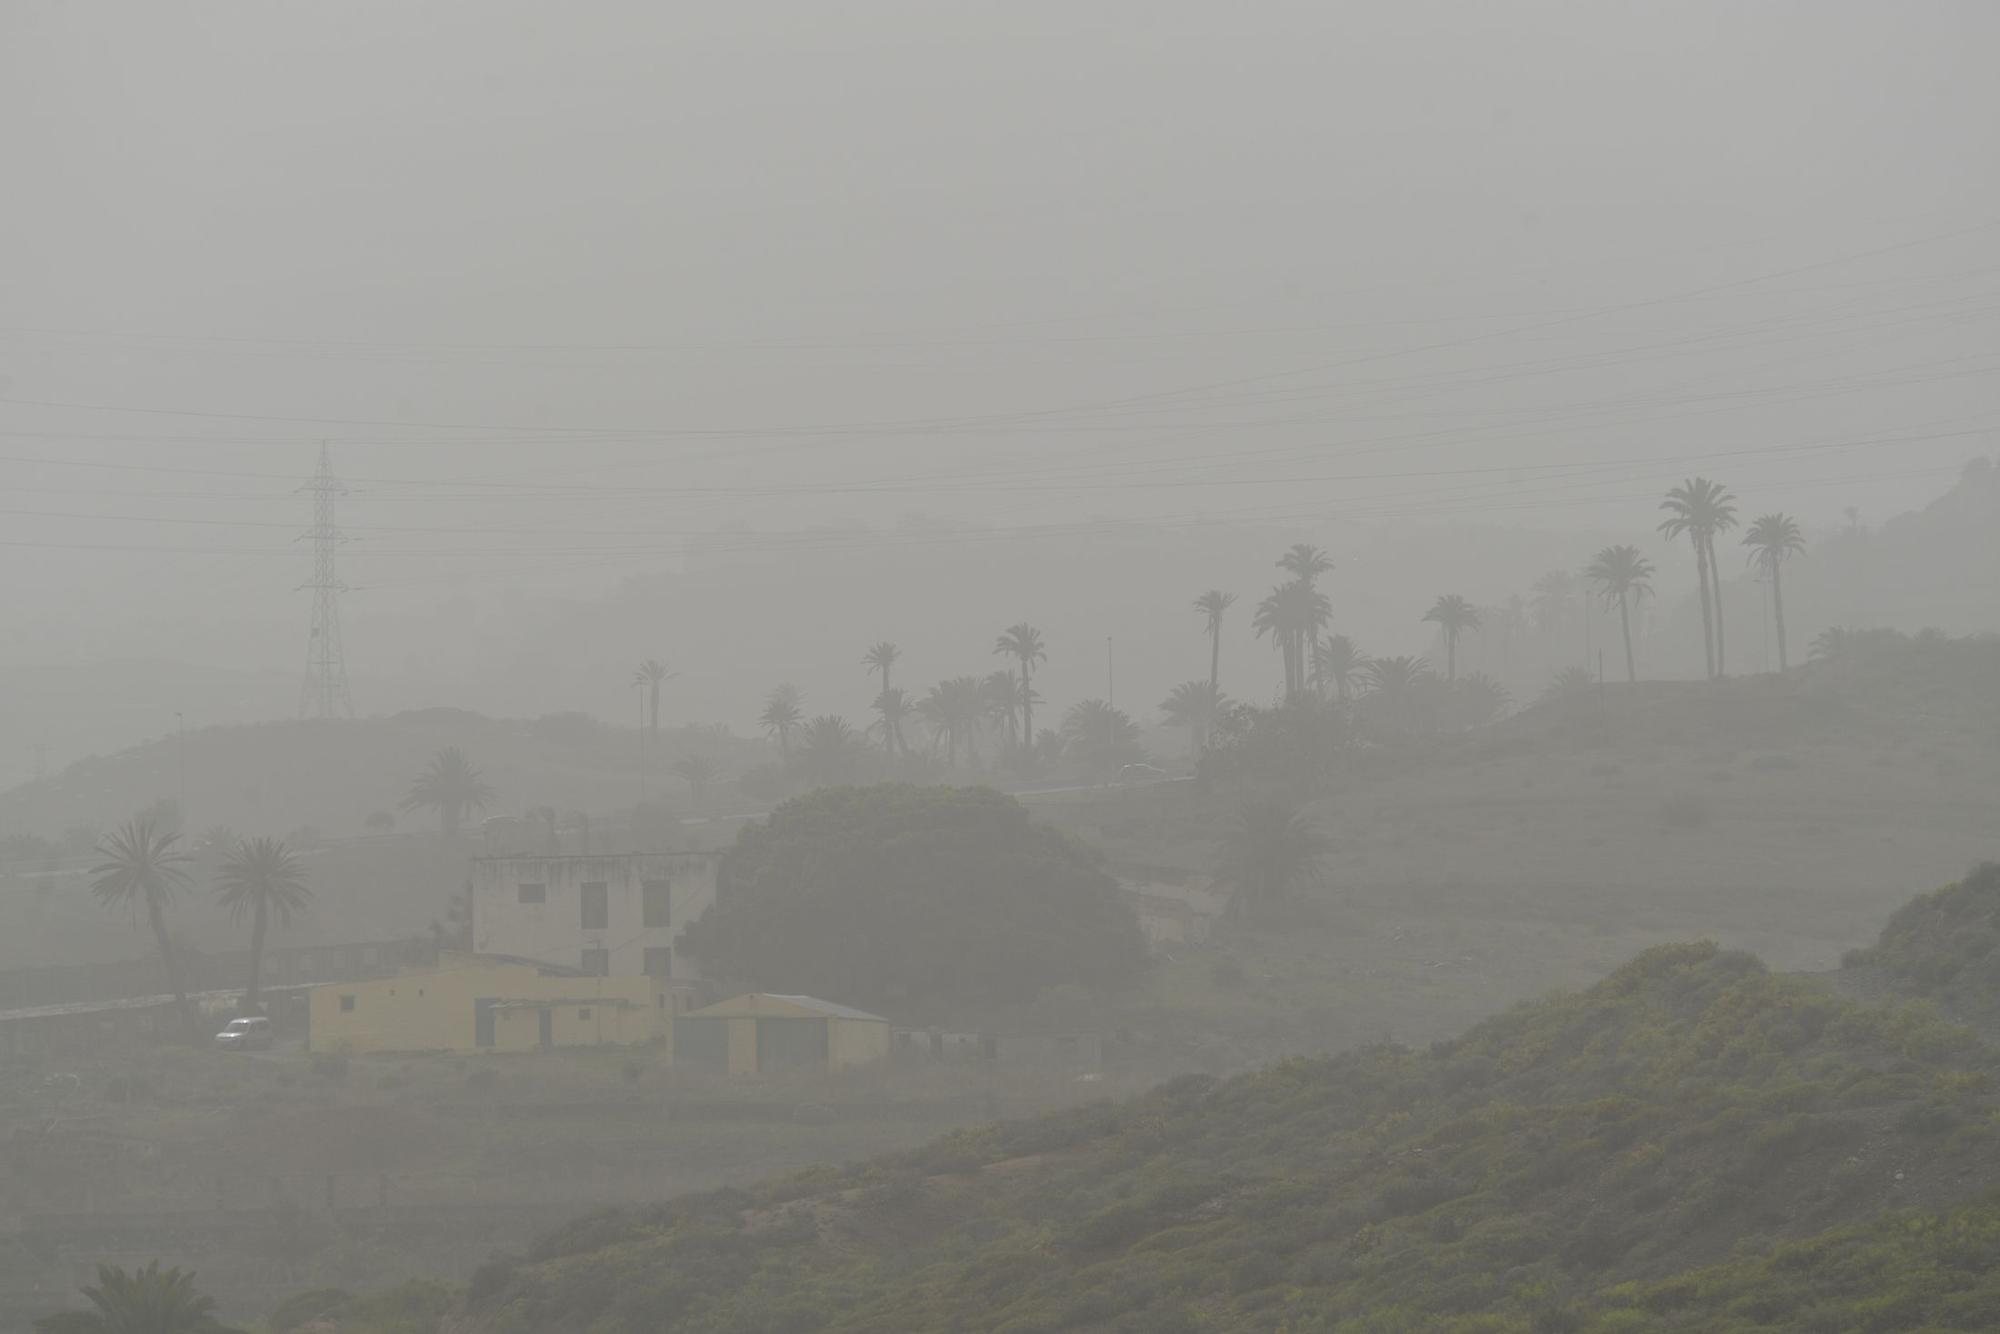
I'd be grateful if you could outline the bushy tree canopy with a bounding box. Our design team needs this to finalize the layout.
[682,784,1145,1015]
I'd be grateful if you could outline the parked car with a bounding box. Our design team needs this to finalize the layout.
[213,1016,274,1051]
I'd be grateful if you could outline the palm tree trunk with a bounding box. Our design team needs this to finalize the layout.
[1019,661,1033,766]
[1618,591,1636,685]
[1706,533,1727,676]
[1445,631,1457,683]
[147,893,201,1042]
[246,895,268,1011]
[1771,560,1789,672]
[1206,628,1222,747]
[649,683,659,735]
[1692,538,1715,679]
[442,803,461,839]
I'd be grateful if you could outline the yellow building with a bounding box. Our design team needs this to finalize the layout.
[307,952,683,1055]
[670,993,890,1075]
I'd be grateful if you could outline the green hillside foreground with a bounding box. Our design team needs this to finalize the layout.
[316,929,2000,1333]
[1839,862,2000,1038]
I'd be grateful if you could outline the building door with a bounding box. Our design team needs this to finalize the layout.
[538,1008,553,1049]
[474,999,497,1048]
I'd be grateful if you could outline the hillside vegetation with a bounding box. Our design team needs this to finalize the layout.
[414,923,2000,1333]
[1842,862,2000,1038]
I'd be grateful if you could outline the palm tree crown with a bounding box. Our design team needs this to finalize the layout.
[89,819,201,1042]
[1159,679,1226,756]
[399,746,497,838]
[1311,634,1365,701]
[1194,589,1236,637]
[214,837,311,928]
[1585,544,1656,686]
[631,658,674,733]
[1659,476,1738,677]
[1254,579,1332,702]
[1422,594,1482,682]
[1743,512,1806,672]
[862,641,900,685]
[215,836,311,1012]
[993,624,1046,765]
[51,1260,227,1334]
[1214,801,1327,922]
[760,686,804,759]
[1742,513,1804,571]
[89,818,192,916]
[1277,543,1334,584]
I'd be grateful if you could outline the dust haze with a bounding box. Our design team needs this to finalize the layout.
[3,4,1999,1332]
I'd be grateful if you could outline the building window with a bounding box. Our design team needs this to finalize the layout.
[518,883,546,905]
[581,948,609,976]
[643,947,672,977]
[339,995,355,1013]
[581,882,608,930]
[578,1008,591,1020]
[642,879,671,928]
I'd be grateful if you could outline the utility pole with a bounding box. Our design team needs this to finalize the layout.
[1106,635,1114,709]
[298,443,355,719]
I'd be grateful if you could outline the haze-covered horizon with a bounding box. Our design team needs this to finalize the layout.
[5,1,1999,770]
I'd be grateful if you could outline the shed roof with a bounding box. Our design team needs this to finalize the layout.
[681,993,889,1023]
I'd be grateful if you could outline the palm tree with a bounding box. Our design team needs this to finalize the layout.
[672,754,720,807]
[1585,544,1656,685]
[1159,680,1225,757]
[1062,698,1142,780]
[38,1261,228,1333]
[1311,634,1365,702]
[1743,513,1805,672]
[1273,545,1334,700]
[982,669,1023,754]
[214,837,310,1013]
[1659,477,1738,677]
[1254,580,1331,703]
[800,715,861,785]
[1277,542,1334,585]
[89,819,200,1042]
[1214,801,1328,923]
[993,624,1046,763]
[760,685,805,762]
[869,685,913,761]
[399,746,496,838]
[924,676,986,769]
[1359,655,1434,734]
[1193,590,1236,740]
[1422,594,1482,682]
[861,643,900,754]
[631,659,674,735]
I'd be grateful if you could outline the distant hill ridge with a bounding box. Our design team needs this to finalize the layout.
[0,707,757,843]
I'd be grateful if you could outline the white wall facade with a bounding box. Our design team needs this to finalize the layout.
[471,853,719,980]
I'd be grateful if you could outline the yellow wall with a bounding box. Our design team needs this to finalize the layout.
[308,953,669,1055]
[828,1016,890,1070]
[725,1016,758,1075]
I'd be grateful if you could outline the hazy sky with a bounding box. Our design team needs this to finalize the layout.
[3,2,1998,743]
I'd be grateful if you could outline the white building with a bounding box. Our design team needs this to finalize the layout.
[470,853,720,980]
